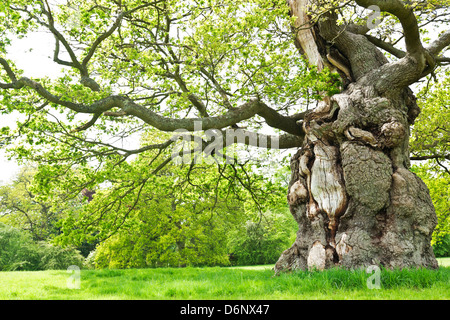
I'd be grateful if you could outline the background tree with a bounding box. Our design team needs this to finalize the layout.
[410,73,450,256]
[56,129,292,268]
[0,222,41,271]
[0,222,84,271]
[411,69,450,169]
[0,0,449,271]
[0,166,60,240]
[0,165,98,256]
[89,162,243,268]
[227,210,297,266]
[412,163,450,256]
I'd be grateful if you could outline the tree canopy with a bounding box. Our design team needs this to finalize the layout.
[0,0,449,265]
[0,0,448,176]
[0,166,60,241]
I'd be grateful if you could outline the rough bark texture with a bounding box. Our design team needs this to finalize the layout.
[276,0,439,272]
[275,82,438,271]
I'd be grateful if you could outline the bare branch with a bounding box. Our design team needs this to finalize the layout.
[199,67,233,110]
[288,0,325,70]
[410,154,450,161]
[52,39,75,68]
[37,1,83,71]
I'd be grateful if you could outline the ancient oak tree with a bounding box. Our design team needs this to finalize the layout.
[277,0,449,271]
[0,0,449,270]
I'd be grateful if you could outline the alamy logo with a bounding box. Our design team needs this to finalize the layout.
[367,5,382,29]
[65,5,82,30]
[170,121,279,164]
[67,265,81,289]
[366,265,381,289]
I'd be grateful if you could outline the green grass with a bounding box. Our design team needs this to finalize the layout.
[0,258,449,300]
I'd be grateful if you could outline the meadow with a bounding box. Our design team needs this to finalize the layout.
[0,258,448,300]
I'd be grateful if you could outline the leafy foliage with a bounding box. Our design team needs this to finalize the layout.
[0,222,41,271]
[36,241,85,270]
[433,234,450,258]
[84,137,293,268]
[1,128,295,268]
[0,222,83,271]
[91,177,236,268]
[411,70,450,167]
[0,0,340,173]
[410,71,450,248]
[0,166,61,241]
[0,0,449,270]
[412,163,449,247]
[227,209,297,266]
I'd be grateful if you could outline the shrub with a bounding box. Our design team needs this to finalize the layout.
[433,234,450,258]
[228,221,285,265]
[37,242,85,270]
[0,222,41,271]
[93,224,230,269]
[227,210,297,266]
[0,222,84,270]
[83,250,97,269]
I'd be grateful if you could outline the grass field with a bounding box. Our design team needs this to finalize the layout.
[0,258,449,300]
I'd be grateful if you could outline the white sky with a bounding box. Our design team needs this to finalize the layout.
[0,29,145,185]
[1,31,64,185]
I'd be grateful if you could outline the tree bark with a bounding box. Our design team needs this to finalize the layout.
[275,0,439,271]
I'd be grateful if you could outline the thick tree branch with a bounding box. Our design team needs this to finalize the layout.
[364,34,407,58]
[355,0,424,54]
[0,75,113,112]
[220,130,303,149]
[364,28,450,65]
[49,128,301,169]
[316,6,389,81]
[0,58,18,83]
[340,0,441,91]
[0,56,304,141]
[120,97,303,136]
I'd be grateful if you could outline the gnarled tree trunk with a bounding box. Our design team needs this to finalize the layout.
[275,0,440,271]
